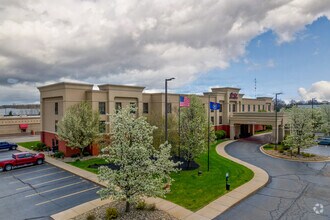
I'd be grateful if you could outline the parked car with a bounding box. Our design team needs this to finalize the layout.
[0,152,45,171]
[318,137,330,146]
[0,141,18,150]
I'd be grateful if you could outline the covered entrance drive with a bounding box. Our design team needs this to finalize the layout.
[229,112,288,143]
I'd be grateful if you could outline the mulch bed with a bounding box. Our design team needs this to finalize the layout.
[262,148,330,162]
[88,156,200,171]
[72,201,178,220]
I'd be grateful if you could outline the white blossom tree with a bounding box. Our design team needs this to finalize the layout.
[283,106,315,154]
[319,105,330,136]
[180,95,210,168]
[57,102,100,158]
[97,107,179,212]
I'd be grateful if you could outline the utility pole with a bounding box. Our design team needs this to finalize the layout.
[275,92,283,150]
[165,77,175,142]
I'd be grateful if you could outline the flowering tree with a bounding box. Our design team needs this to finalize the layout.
[57,102,100,158]
[319,105,330,136]
[97,107,179,212]
[180,95,209,168]
[148,112,179,154]
[283,106,315,154]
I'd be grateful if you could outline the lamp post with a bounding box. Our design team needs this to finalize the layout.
[165,77,175,142]
[275,92,283,150]
[311,98,315,131]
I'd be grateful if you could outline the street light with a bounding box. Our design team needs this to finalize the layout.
[165,77,175,142]
[275,92,283,150]
[312,98,315,131]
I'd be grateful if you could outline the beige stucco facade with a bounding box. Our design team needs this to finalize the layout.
[38,82,283,155]
[0,116,40,135]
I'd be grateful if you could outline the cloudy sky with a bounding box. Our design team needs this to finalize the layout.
[0,0,330,104]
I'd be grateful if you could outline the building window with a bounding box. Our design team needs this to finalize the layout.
[229,104,231,112]
[242,104,245,112]
[263,105,265,111]
[55,120,58,132]
[248,105,251,112]
[130,102,136,114]
[167,103,172,114]
[268,105,271,112]
[99,121,106,133]
[253,105,256,112]
[115,102,122,113]
[99,102,106,114]
[55,102,58,115]
[211,116,214,125]
[258,105,260,111]
[232,104,236,112]
[219,102,222,112]
[143,103,149,114]
[219,116,222,124]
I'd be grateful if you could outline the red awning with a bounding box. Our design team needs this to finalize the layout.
[19,124,28,129]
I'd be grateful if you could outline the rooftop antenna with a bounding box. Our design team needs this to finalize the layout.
[254,78,257,98]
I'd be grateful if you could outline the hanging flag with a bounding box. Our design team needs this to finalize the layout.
[180,96,190,107]
[210,102,221,110]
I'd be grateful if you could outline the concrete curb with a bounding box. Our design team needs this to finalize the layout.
[18,141,269,220]
[190,140,270,219]
[259,145,330,163]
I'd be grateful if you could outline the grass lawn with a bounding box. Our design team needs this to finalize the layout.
[66,140,254,211]
[67,158,106,174]
[255,129,272,135]
[263,143,284,150]
[17,141,41,150]
[165,140,254,211]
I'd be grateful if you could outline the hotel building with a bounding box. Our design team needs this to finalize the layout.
[38,82,284,157]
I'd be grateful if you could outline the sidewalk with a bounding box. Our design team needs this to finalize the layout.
[18,140,269,220]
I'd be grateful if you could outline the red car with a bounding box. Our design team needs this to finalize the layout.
[0,152,45,171]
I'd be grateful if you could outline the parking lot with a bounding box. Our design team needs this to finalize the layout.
[0,149,101,220]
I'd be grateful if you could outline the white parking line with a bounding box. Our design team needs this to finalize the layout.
[0,165,51,177]
[25,180,86,198]
[9,171,65,184]
[16,175,75,190]
[35,186,99,206]
[4,167,57,178]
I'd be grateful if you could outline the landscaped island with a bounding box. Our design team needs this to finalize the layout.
[68,140,254,211]
[261,143,329,161]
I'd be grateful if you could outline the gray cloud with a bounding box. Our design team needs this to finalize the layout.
[0,0,330,104]
[298,81,330,101]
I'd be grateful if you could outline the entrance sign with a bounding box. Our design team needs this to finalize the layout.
[230,93,238,99]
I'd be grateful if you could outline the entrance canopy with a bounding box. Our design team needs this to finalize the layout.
[229,112,288,143]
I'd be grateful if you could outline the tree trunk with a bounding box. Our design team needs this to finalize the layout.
[125,201,130,212]
[298,146,300,155]
[80,148,83,159]
[187,160,190,169]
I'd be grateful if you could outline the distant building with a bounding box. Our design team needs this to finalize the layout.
[0,115,40,135]
[38,82,282,157]
[0,104,40,116]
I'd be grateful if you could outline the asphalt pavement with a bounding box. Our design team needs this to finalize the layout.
[215,135,330,220]
[0,149,101,220]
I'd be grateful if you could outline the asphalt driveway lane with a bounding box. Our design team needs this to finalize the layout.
[215,135,330,220]
[0,150,101,220]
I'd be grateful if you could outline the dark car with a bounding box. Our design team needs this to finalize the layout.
[0,152,45,171]
[0,141,18,150]
[318,137,330,146]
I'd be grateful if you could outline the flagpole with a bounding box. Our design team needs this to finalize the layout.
[178,96,181,159]
[208,94,210,172]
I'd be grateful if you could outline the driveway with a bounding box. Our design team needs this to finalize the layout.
[215,135,330,220]
[0,150,101,220]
